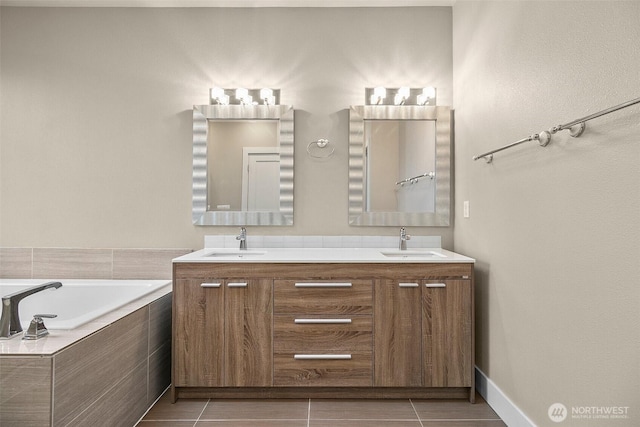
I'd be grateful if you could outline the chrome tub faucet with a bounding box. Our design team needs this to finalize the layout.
[236,227,247,250]
[399,227,411,250]
[0,281,62,339]
[23,314,58,340]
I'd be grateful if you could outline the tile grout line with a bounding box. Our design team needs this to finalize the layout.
[135,386,170,425]
[193,398,211,427]
[409,399,425,427]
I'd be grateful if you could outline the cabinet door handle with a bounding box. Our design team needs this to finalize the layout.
[294,318,352,324]
[200,283,221,288]
[227,282,248,288]
[294,282,352,288]
[399,283,419,288]
[294,354,352,360]
[425,283,447,288]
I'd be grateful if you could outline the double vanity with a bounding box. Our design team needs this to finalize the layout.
[171,245,475,402]
[181,85,465,402]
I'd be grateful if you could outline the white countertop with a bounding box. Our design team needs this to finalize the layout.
[174,247,475,263]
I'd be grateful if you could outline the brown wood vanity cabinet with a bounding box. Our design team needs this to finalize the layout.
[374,278,473,389]
[172,274,272,389]
[171,262,474,402]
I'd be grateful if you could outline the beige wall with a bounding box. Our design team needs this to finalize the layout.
[453,1,639,426]
[0,6,453,250]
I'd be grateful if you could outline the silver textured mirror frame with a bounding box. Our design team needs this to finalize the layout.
[348,105,452,226]
[193,104,294,226]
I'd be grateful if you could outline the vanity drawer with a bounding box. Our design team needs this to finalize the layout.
[273,351,372,387]
[274,315,372,352]
[274,279,373,314]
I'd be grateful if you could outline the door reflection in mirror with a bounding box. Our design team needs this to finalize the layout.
[207,120,279,212]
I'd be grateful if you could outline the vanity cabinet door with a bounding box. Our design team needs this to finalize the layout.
[374,280,423,387]
[423,279,473,387]
[173,277,272,388]
[374,278,473,388]
[224,278,273,387]
[173,278,225,387]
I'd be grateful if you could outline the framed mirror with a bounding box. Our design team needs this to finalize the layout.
[192,104,294,225]
[349,105,451,226]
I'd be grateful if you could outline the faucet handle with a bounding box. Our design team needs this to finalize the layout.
[23,314,57,340]
[34,314,57,320]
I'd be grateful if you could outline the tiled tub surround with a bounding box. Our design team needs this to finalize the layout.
[0,282,172,426]
[0,247,192,279]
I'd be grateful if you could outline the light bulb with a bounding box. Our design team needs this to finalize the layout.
[395,87,410,105]
[260,88,273,99]
[235,88,248,101]
[423,86,436,99]
[210,87,225,99]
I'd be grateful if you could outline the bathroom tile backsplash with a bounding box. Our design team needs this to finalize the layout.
[33,248,113,279]
[113,248,193,279]
[0,247,192,279]
[0,247,33,278]
[205,235,442,249]
[1,237,441,278]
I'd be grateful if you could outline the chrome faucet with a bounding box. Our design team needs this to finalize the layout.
[236,227,247,250]
[399,227,411,250]
[23,314,57,340]
[0,281,62,339]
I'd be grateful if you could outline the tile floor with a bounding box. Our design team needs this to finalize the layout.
[137,392,507,426]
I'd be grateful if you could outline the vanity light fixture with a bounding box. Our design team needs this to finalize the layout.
[209,88,281,106]
[365,87,437,106]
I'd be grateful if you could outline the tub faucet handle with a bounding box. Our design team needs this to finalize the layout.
[23,314,57,340]
[0,281,62,339]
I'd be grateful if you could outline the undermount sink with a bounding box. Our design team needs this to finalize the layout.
[204,250,266,258]
[380,250,446,258]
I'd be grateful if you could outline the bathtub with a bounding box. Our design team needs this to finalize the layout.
[0,278,172,426]
[0,278,170,330]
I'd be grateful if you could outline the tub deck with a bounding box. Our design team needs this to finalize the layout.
[0,280,170,355]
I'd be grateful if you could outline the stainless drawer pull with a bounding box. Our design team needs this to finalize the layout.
[294,354,352,360]
[425,283,447,288]
[399,283,419,288]
[294,282,352,288]
[227,282,248,288]
[294,318,352,324]
[200,283,221,288]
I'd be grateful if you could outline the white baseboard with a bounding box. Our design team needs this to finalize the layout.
[475,367,536,427]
